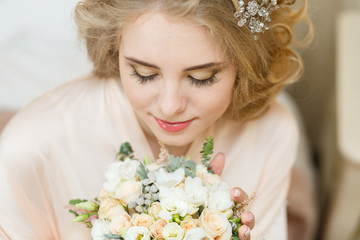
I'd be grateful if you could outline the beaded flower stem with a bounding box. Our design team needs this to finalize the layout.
[155,141,171,165]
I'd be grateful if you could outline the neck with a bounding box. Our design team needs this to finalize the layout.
[144,132,191,158]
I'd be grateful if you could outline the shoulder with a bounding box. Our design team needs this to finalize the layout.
[219,100,299,144]
[0,76,110,164]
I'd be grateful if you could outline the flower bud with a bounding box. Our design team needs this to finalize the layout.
[72,213,89,222]
[75,201,99,212]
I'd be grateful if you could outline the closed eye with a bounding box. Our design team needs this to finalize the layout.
[130,68,158,84]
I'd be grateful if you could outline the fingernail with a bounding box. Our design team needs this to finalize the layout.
[245,227,251,237]
[234,188,241,197]
[247,213,253,223]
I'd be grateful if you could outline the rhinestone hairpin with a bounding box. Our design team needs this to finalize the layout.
[233,0,281,40]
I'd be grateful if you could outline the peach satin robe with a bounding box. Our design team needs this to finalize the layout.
[0,77,297,239]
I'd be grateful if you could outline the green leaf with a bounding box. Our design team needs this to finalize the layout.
[137,162,149,180]
[168,156,181,172]
[200,136,214,171]
[117,142,135,161]
[104,233,123,239]
[183,160,196,177]
[68,209,78,217]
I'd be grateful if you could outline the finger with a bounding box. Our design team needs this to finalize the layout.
[208,152,225,175]
[241,211,255,230]
[238,225,251,240]
[231,187,249,204]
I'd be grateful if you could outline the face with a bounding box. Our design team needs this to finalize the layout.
[119,12,236,148]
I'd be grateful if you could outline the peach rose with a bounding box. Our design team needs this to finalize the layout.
[132,213,155,228]
[200,173,220,185]
[114,180,142,205]
[180,216,199,233]
[199,209,232,239]
[110,209,132,234]
[149,219,167,239]
[98,198,124,221]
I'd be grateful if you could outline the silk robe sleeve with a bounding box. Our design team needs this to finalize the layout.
[219,102,299,239]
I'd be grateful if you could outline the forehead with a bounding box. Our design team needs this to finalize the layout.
[119,11,225,66]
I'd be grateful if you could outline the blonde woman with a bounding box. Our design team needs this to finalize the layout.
[0,0,312,239]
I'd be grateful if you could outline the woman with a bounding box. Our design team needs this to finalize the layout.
[0,0,311,239]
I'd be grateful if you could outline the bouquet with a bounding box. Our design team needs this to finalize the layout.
[66,137,253,240]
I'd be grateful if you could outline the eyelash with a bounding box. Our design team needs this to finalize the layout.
[130,68,218,87]
[130,69,157,84]
[188,75,218,87]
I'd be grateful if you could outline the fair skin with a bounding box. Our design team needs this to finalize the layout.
[119,11,254,239]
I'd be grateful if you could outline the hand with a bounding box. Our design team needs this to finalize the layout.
[209,153,256,240]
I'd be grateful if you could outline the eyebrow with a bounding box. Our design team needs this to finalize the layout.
[124,57,224,71]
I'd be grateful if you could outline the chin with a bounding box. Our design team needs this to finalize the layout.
[156,132,195,147]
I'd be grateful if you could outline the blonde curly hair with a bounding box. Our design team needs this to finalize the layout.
[74,0,312,121]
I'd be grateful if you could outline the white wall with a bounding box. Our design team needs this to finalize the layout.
[0,0,92,110]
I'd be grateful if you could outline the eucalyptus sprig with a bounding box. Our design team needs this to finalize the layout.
[117,142,135,161]
[200,136,214,172]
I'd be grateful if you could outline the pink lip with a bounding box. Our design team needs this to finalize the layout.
[155,117,194,132]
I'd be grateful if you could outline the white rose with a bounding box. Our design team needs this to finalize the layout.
[183,227,206,240]
[114,180,142,205]
[102,159,140,192]
[162,222,185,240]
[103,162,122,192]
[185,177,207,207]
[155,168,185,188]
[196,164,208,176]
[119,158,140,180]
[159,187,188,221]
[125,226,151,240]
[146,162,162,172]
[207,181,233,211]
[91,219,111,240]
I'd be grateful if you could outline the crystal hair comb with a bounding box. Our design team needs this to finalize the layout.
[232,0,281,40]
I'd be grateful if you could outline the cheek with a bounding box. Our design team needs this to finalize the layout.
[200,81,234,117]
[120,67,156,111]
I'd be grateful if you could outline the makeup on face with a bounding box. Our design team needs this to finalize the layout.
[154,117,194,132]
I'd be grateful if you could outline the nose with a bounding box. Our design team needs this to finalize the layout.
[158,79,186,117]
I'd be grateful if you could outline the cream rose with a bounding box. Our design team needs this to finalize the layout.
[132,213,155,228]
[199,209,232,239]
[98,198,125,220]
[148,202,162,220]
[162,222,185,240]
[114,180,142,205]
[149,219,167,239]
[183,227,207,240]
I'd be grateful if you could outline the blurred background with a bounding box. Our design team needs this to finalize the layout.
[0,0,359,239]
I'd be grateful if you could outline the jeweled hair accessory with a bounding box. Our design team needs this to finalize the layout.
[232,0,281,40]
